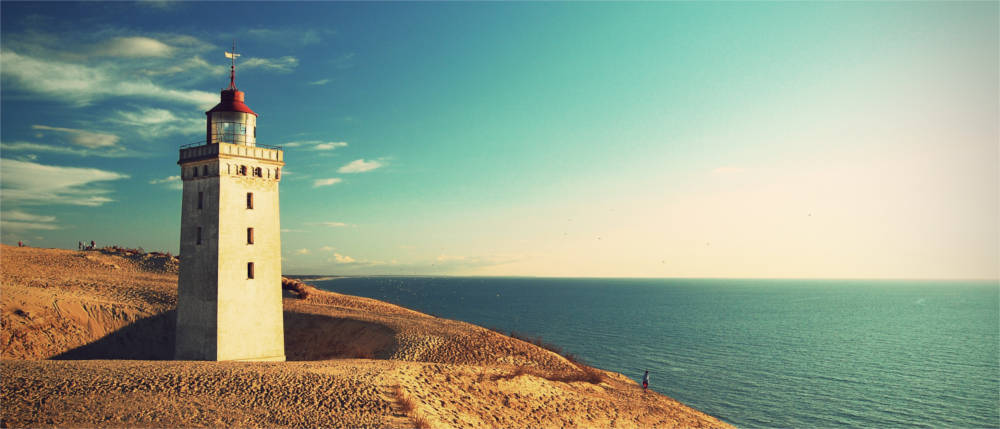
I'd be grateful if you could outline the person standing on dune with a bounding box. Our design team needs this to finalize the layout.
[642,370,649,392]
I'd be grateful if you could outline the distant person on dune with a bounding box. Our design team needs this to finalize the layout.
[642,370,649,392]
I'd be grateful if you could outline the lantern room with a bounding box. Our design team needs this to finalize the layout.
[206,89,257,146]
[205,46,258,147]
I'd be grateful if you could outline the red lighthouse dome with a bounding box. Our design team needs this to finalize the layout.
[207,88,257,116]
[205,46,258,146]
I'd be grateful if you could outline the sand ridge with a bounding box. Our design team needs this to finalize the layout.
[1,245,734,428]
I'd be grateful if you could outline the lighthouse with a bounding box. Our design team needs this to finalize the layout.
[174,47,286,361]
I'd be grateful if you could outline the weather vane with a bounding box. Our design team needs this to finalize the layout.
[225,40,240,90]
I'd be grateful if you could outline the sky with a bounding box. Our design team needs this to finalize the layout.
[1,1,997,279]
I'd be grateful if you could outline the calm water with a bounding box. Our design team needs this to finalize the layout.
[309,277,999,428]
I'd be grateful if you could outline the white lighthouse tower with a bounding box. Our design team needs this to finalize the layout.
[174,47,286,361]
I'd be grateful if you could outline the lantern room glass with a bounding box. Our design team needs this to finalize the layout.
[215,122,247,144]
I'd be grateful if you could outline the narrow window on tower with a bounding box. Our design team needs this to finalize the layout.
[246,192,254,209]
[203,165,208,176]
[196,227,202,245]
[275,168,280,179]
[193,167,199,177]
[253,167,262,177]
[247,262,255,279]
[198,191,203,209]
[247,227,254,244]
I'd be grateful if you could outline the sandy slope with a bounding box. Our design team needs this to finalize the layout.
[1,245,733,428]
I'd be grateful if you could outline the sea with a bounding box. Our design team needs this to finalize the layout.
[308,277,999,428]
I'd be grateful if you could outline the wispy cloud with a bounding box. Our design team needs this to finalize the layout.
[295,248,310,255]
[241,56,298,73]
[338,159,383,173]
[94,36,175,58]
[32,125,119,148]
[313,178,343,187]
[321,221,348,227]
[149,175,182,190]
[2,210,56,223]
[308,78,330,86]
[283,140,348,151]
[113,107,202,137]
[315,142,347,150]
[320,245,335,252]
[0,159,129,206]
[331,252,356,264]
[142,55,223,77]
[0,210,61,232]
[1,49,217,107]
[0,141,132,158]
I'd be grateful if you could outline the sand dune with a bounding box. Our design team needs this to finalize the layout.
[1,245,733,428]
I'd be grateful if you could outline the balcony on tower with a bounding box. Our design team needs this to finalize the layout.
[178,141,283,164]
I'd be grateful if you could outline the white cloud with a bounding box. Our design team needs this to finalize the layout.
[315,141,347,150]
[1,221,62,231]
[1,49,217,107]
[32,124,119,148]
[142,55,225,77]
[331,253,356,264]
[241,56,299,73]
[116,107,176,124]
[283,140,348,151]
[2,210,56,223]
[295,248,310,255]
[321,222,347,227]
[113,107,202,137]
[149,175,182,190]
[1,210,60,232]
[338,159,383,173]
[308,78,330,86]
[0,159,129,206]
[320,245,335,252]
[0,141,131,158]
[96,37,175,58]
[313,178,343,187]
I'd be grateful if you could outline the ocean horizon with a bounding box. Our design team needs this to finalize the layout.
[304,276,999,428]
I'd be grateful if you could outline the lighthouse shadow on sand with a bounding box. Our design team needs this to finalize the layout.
[53,310,397,361]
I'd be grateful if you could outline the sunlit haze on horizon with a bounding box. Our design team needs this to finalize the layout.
[1,2,997,279]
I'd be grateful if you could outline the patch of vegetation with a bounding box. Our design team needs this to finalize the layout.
[281,277,317,300]
[393,386,430,428]
[393,386,415,414]
[499,332,606,385]
[412,414,432,429]
[509,331,564,356]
